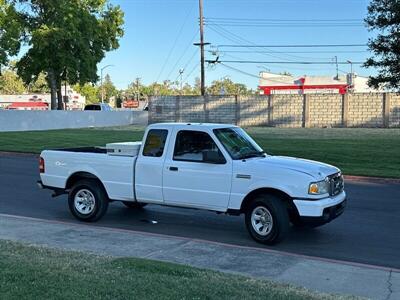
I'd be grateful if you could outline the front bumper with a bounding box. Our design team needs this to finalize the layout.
[293,191,346,217]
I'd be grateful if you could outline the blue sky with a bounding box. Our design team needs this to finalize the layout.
[103,0,371,89]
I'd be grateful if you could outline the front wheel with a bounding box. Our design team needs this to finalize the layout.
[245,194,290,245]
[68,179,109,222]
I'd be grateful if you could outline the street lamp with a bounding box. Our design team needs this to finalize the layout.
[100,64,114,103]
[347,60,353,75]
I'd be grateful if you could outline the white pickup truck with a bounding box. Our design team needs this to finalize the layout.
[38,123,346,244]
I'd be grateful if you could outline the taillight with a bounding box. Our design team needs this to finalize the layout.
[39,157,45,173]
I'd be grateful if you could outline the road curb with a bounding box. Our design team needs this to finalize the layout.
[344,175,400,184]
[0,212,399,274]
[0,151,39,157]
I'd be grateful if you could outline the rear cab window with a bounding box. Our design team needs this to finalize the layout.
[143,129,168,157]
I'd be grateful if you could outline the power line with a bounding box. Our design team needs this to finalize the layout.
[166,30,199,81]
[156,4,195,82]
[218,63,299,86]
[219,63,259,79]
[183,63,199,83]
[208,25,303,61]
[217,44,367,48]
[204,17,364,27]
[208,60,364,65]
[173,49,199,82]
[206,17,363,22]
[213,50,369,54]
[205,22,364,28]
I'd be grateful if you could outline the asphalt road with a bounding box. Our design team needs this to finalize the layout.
[1,153,399,269]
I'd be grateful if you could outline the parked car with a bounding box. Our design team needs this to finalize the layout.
[37,123,346,244]
[84,103,112,111]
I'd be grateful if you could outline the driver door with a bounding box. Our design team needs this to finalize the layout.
[162,129,233,211]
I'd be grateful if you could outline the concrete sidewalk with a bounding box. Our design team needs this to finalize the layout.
[0,213,398,300]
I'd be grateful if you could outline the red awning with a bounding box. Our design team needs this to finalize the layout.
[7,102,49,109]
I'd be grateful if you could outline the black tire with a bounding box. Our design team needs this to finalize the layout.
[122,201,147,209]
[245,194,290,245]
[68,179,109,222]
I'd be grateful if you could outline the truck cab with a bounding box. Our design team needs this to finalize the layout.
[38,123,346,244]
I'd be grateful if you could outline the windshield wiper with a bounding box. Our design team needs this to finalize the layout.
[239,151,266,160]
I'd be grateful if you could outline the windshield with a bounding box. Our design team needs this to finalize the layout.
[213,127,265,160]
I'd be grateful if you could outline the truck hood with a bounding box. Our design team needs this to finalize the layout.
[255,156,340,180]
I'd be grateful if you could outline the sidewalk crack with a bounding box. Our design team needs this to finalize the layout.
[142,240,192,259]
[385,269,393,300]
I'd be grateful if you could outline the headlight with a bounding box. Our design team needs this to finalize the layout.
[308,179,330,195]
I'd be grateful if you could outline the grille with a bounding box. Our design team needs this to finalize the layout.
[328,173,344,196]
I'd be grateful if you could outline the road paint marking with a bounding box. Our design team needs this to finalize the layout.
[0,212,399,273]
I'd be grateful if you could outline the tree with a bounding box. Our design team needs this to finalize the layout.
[99,74,117,102]
[364,0,400,90]
[207,78,252,95]
[0,0,23,68]
[0,68,26,94]
[74,83,99,105]
[29,73,50,94]
[1,0,124,109]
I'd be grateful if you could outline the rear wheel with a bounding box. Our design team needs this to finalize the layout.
[122,201,147,209]
[245,194,290,245]
[68,179,109,222]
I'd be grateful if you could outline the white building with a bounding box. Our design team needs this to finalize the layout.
[259,72,380,95]
[0,86,86,110]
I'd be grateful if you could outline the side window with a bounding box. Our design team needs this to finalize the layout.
[143,129,168,157]
[173,130,225,163]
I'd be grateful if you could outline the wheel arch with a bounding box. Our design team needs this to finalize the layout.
[240,187,298,215]
[66,172,109,198]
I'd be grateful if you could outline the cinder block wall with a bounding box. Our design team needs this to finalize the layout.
[272,94,304,128]
[239,95,269,126]
[180,96,206,123]
[309,94,343,128]
[348,93,384,127]
[148,96,177,123]
[149,93,400,128]
[389,94,400,128]
[207,96,237,124]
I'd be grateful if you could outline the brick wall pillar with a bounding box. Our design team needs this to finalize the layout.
[342,93,349,127]
[175,95,180,123]
[204,96,209,123]
[268,95,273,126]
[383,93,390,128]
[148,96,153,124]
[235,95,240,125]
[302,94,309,128]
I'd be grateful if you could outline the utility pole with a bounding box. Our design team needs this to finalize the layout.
[179,69,184,95]
[135,77,141,101]
[194,0,209,96]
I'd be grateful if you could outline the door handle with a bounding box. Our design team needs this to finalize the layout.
[169,166,178,171]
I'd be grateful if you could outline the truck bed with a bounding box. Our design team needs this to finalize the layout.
[53,147,106,154]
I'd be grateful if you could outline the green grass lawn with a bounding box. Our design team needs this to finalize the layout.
[0,126,399,178]
[0,240,356,300]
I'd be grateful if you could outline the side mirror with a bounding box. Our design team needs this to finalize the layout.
[202,150,226,164]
